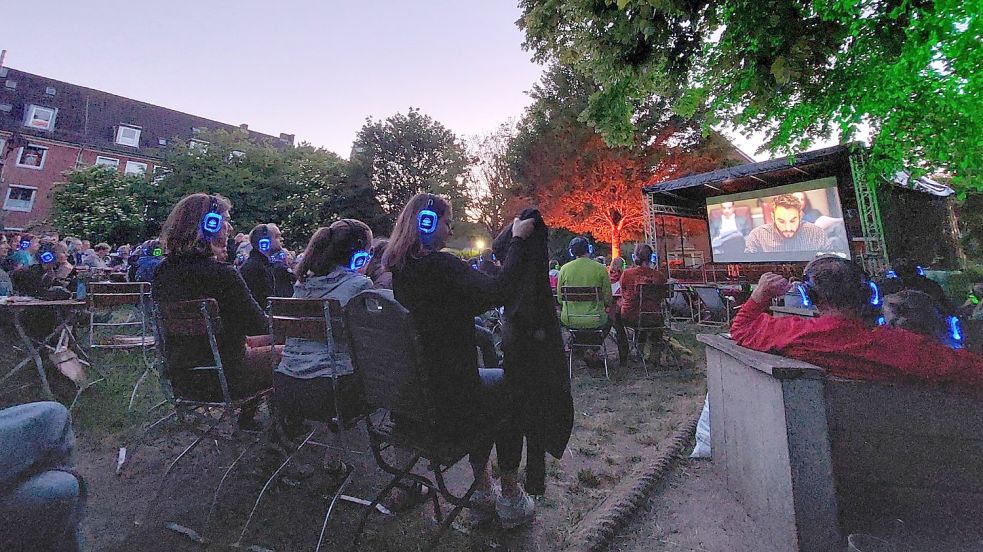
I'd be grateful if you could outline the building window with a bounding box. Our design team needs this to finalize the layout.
[3,185,37,212]
[124,161,148,176]
[24,105,57,131]
[189,139,209,152]
[16,145,47,169]
[152,166,171,183]
[95,156,120,169]
[115,125,142,147]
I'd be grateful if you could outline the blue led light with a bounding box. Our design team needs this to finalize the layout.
[201,211,224,238]
[950,316,963,344]
[39,251,55,264]
[877,315,886,326]
[797,283,811,307]
[417,207,438,235]
[257,238,271,253]
[916,266,926,277]
[350,250,371,271]
[19,240,31,250]
[885,270,898,279]
[650,253,658,264]
[869,281,880,306]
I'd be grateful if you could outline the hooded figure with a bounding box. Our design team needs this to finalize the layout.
[492,208,574,494]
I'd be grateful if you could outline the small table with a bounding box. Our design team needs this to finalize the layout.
[770,305,819,319]
[0,298,89,400]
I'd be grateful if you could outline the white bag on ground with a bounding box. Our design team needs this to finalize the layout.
[690,394,711,458]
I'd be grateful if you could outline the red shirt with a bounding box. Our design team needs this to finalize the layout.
[619,266,668,322]
[731,298,983,386]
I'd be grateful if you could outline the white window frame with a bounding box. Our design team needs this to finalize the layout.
[115,125,142,147]
[95,156,120,169]
[189,139,209,153]
[15,145,47,170]
[124,161,148,176]
[24,105,57,131]
[0,138,6,159]
[3,185,38,212]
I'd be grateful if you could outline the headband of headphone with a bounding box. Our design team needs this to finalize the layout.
[256,225,272,254]
[569,237,594,259]
[417,195,439,237]
[341,219,371,271]
[950,316,964,346]
[200,196,224,240]
[38,243,56,264]
[630,250,659,265]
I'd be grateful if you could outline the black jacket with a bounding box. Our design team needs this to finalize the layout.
[239,249,294,310]
[392,241,525,439]
[493,208,574,459]
[151,252,268,399]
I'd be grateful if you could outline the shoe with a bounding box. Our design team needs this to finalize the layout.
[496,491,535,529]
[468,485,499,525]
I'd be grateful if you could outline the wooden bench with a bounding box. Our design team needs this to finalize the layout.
[699,334,983,551]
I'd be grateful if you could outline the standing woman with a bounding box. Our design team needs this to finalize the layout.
[383,193,537,528]
[152,193,276,428]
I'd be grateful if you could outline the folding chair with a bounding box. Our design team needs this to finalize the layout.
[122,299,271,530]
[691,285,736,327]
[626,283,681,374]
[86,282,155,410]
[559,286,612,379]
[345,290,484,551]
[667,284,695,326]
[233,297,365,552]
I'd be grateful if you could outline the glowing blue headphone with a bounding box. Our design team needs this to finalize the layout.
[631,250,659,264]
[200,196,224,240]
[417,195,439,238]
[916,265,926,277]
[342,219,371,271]
[950,316,964,347]
[568,237,594,259]
[39,244,56,264]
[868,281,881,306]
[256,225,272,254]
[19,238,31,250]
[797,262,879,309]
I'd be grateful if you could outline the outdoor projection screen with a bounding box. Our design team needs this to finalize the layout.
[705,178,850,263]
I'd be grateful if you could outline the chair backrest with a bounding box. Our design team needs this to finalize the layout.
[88,282,151,308]
[560,286,602,303]
[693,285,727,318]
[344,290,436,429]
[154,298,231,404]
[270,297,344,345]
[636,283,670,325]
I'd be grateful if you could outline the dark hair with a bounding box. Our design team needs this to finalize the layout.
[161,193,232,257]
[383,193,452,272]
[633,243,654,266]
[882,290,947,343]
[249,224,271,250]
[569,237,590,257]
[295,219,372,282]
[773,194,803,213]
[802,256,869,312]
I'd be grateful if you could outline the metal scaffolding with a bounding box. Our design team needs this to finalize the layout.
[849,151,890,274]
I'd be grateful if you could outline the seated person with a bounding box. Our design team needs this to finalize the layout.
[960,283,983,320]
[613,244,668,367]
[710,201,751,254]
[134,239,164,283]
[477,249,500,277]
[152,193,279,428]
[558,237,613,331]
[880,258,952,313]
[274,219,374,478]
[81,243,111,270]
[548,260,560,291]
[744,194,832,254]
[0,401,83,552]
[239,224,294,309]
[10,243,75,300]
[882,290,956,348]
[9,233,37,269]
[609,257,626,285]
[731,256,983,384]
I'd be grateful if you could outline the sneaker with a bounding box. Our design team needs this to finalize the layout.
[496,491,535,529]
[468,485,499,525]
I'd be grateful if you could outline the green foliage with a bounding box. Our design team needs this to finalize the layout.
[50,166,147,245]
[518,0,982,193]
[350,108,473,228]
[467,120,522,235]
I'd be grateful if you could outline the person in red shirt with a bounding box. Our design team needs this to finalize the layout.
[732,256,983,385]
[614,244,669,367]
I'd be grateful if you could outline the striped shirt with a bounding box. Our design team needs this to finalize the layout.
[744,222,832,253]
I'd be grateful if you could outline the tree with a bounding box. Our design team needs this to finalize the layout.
[50,166,147,244]
[350,108,473,228]
[511,65,729,255]
[467,120,524,235]
[519,0,981,193]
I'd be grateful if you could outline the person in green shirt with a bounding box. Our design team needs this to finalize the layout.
[557,237,613,330]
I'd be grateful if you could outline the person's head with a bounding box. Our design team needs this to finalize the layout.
[610,257,626,272]
[295,219,373,282]
[93,243,111,258]
[160,193,233,258]
[480,248,495,263]
[721,201,735,217]
[142,239,163,258]
[632,244,654,266]
[234,232,247,244]
[972,283,983,299]
[249,224,283,256]
[569,237,591,258]
[383,193,453,272]
[0,237,8,257]
[18,233,37,253]
[549,260,560,271]
[38,242,66,267]
[881,290,948,344]
[892,258,925,279]
[801,256,872,315]
[791,191,811,209]
[363,238,389,278]
[81,240,91,250]
[772,194,804,239]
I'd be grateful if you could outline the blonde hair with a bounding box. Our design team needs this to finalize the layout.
[295,219,372,282]
[382,193,452,272]
[161,193,232,257]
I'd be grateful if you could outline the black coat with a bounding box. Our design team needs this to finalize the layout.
[239,249,294,310]
[493,209,574,459]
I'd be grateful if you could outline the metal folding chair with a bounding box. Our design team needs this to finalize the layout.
[234,297,366,552]
[626,283,682,374]
[559,286,612,379]
[120,299,271,532]
[345,290,484,551]
[691,285,736,327]
[86,282,156,409]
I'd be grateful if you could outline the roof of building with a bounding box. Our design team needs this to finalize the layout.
[0,67,293,159]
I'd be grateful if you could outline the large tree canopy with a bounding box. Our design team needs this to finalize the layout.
[50,166,146,245]
[519,0,981,193]
[467,121,525,235]
[350,108,472,228]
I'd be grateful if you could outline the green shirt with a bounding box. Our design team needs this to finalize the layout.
[557,257,612,328]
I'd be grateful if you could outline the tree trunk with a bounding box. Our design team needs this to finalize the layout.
[610,224,622,260]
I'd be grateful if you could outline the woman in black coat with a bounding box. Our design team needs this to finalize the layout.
[493,208,574,495]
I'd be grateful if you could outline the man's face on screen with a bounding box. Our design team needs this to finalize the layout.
[773,205,802,239]
[721,202,735,216]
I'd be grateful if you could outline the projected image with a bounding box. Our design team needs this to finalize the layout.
[706,178,850,263]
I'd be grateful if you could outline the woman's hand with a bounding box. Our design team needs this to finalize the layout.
[512,217,535,240]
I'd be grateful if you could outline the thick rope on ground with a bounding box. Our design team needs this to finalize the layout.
[566,409,702,552]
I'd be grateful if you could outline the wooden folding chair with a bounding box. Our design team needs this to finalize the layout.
[345,290,484,551]
[627,283,681,374]
[233,297,366,552]
[86,282,156,409]
[558,286,612,379]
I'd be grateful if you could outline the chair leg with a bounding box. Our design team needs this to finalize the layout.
[426,471,481,552]
[352,452,422,550]
[117,409,177,475]
[315,464,355,552]
[128,368,150,412]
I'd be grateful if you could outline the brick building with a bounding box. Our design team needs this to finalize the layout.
[0,65,294,231]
